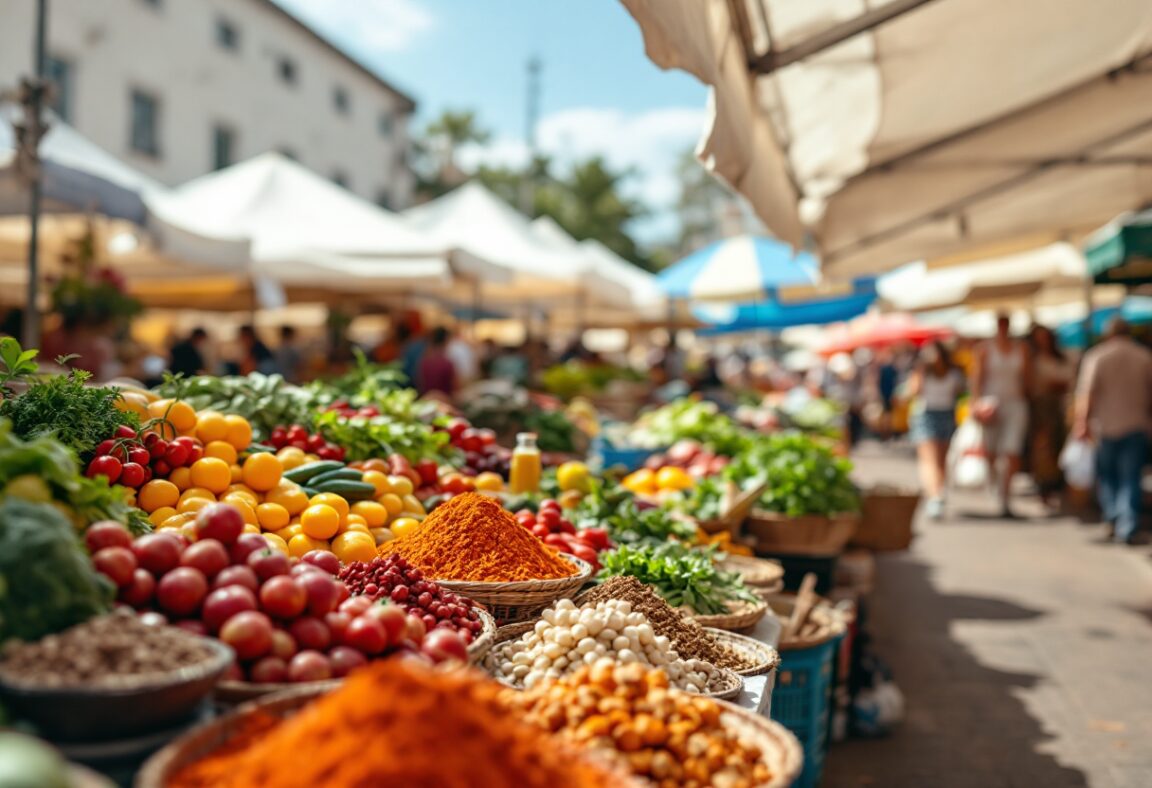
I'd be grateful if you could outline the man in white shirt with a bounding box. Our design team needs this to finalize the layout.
[1074,318,1152,545]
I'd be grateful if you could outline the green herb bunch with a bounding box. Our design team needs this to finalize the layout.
[597,541,759,616]
[727,432,859,516]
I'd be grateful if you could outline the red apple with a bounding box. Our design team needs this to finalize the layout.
[119,568,156,607]
[202,586,258,632]
[249,656,289,684]
[247,549,290,581]
[180,539,229,579]
[327,645,368,678]
[289,617,331,651]
[324,611,351,645]
[195,502,244,545]
[298,573,341,617]
[156,567,209,616]
[338,596,374,618]
[301,550,341,576]
[288,650,332,682]
[229,533,269,565]
[132,533,183,576]
[93,546,137,587]
[259,576,307,619]
[421,629,469,664]
[405,613,427,644]
[366,604,407,646]
[212,565,260,594]
[219,610,273,660]
[343,615,388,655]
[85,521,132,553]
[270,629,298,660]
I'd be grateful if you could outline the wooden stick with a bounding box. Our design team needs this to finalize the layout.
[785,572,819,641]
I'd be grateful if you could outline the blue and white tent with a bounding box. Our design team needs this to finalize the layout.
[657,235,818,302]
[694,277,877,334]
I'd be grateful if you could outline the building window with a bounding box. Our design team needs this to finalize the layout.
[277,146,298,161]
[215,17,239,51]
[130,89,160,156]
[333,86,350,115]
[277,56,297,86]
[375,189,392,210]
[378,112,393,137]
[46,55,73,123]
[331,170,349,189]
[212,125,235,170]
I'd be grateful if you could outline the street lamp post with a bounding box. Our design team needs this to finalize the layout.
[14,0,50,348]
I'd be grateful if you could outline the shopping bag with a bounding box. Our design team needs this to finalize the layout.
[1059,438,1096,489]
[950,418,990,489]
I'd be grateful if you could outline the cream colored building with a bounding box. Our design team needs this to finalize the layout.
[0,0,416,208]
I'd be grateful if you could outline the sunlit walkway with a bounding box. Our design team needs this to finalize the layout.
[825,445,1152,788]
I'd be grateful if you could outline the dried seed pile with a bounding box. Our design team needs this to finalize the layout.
[581,576,755,672]
[0,610,218,687]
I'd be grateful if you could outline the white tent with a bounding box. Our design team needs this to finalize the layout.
[147,153,502,293]
[404,182,615,306]
[622,0,1152,276]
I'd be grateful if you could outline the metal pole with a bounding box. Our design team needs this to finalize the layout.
[21,0,49,348]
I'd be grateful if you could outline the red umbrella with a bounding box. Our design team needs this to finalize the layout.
[819,313,952,356]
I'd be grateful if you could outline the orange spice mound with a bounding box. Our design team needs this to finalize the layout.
[169,661,626,788]
[379,492,577,582]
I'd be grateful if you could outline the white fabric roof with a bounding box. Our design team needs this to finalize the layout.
[148,153,461,289]
[622,0,1152,276]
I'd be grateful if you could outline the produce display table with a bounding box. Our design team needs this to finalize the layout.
[733,608,783,716]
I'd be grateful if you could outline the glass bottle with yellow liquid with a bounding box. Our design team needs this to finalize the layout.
[509,432,542,494]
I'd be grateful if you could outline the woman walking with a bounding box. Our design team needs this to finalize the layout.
[908,342,967,519]
[1028,325,1074,508]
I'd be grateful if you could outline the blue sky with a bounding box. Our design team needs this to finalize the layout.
[272,0,709,243]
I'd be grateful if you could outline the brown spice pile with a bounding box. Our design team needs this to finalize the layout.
[170,661,629,788]
[379,492,577,582]
[581,576,755,671]
[0,610,218,687]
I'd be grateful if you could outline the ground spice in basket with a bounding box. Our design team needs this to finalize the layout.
[168,661,627,788]
[581,576,755,672]
[379,492,577,582]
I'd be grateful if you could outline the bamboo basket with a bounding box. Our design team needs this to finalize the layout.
[435,554,593,625]
[690,598,769,633]
[746,511,860,557]
[720,554,786,591]
[488,621,744,700]
[215,610,497,704]
[136,682,636,788]
[852,488,920,551]
[696,480,770,538]
[713,698,806,788]
[705,627,781,678]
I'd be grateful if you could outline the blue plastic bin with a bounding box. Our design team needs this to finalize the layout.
[591,436,663,472]
[770,633,844,788]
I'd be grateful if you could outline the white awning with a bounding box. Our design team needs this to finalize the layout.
[622,0,1152,276]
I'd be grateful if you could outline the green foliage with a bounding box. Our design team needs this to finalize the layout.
[308,350,407,407]
[597,542,758,616]
[0,498,114,643]
[0,361,136,459]
[0,338,39,395]
[0,421,149,535]
[631,399,749,456]
[573,482,697,547]
[726,432,859,517]
[157,373,315,440]
[539,362,645,400]
[313,391,451,464]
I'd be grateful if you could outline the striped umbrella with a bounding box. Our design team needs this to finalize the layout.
[657,235,818,302]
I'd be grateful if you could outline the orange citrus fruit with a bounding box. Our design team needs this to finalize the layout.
[203,440,238,465]
[168,466,193,492]
[362,470,391,497]
[390,517,421,539]
[264,484,309,515]
[386,475,414,497]
[242,453,283,492]
[263,533,290,555]
[350,500,387,527]
[223,415,253,451]
[329,531,376,563]
[138,480,180,513]
[377,494,403,518]
[256,502,290,531]
[308,492,349,521]
[148,399,197,434]
[300,504,340,539]
[148,506,178,527]
[189,458,231,494]
[288,533,328,559]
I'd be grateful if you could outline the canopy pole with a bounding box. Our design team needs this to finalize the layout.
[19,0,49,348]
[470,277,482,340]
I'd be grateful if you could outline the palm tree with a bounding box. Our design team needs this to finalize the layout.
[424,110,490,180]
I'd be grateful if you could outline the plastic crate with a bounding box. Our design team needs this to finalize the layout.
[591,437,663,472]
[770,633,843,788]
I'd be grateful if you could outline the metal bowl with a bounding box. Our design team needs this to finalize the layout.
[0,639,234,743]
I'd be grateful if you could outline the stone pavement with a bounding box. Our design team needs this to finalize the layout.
[822,443,1152,788]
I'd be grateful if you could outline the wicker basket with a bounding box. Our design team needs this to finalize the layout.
[488,621,744,700]
[720,554,785,587]
[713,698,805,788]
[746,511,860,557]
[764,594,846,650]
[705,627,781,678]
[435,554,593,625]
[137,682,636,788]
[690,598,769,633]
[696,480,770,538]
[852,488,920,551]
[216,610,497,704]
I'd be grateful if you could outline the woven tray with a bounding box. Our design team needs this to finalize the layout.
[435,554,593,625]
[216,610,496,704]
[488,621,743,700]
[746,511,860,557]
[719,554,785,587]
[137,681,635,788]
[690,598,769,633]
[713,697,805,788]
[765,593,847,651]
[704,627,781,677]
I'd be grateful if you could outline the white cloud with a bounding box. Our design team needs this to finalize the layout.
[273,0,434,53]
[459,106,707,244]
